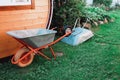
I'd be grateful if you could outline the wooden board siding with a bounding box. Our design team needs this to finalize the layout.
[0,0,51,58]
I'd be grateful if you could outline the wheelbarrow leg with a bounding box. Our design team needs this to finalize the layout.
[50,47,56,59]
[37,51,51,60]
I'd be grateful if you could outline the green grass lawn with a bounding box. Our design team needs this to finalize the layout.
[1,10,120,80]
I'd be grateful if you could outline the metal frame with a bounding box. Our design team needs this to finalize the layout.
[11,32,71,65]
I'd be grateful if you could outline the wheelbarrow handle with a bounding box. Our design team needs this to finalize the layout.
[48,32,71,46]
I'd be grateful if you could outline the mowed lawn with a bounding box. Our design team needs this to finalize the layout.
[1,10,120,80]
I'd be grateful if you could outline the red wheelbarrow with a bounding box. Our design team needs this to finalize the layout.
[7,28,71,67]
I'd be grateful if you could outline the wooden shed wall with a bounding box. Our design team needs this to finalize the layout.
[0,0,50,58]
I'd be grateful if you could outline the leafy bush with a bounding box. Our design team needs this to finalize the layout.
[51,0,115,30]
[53,0,85,26]
[93,0,112,7]
[81,6,115,26]
[83,6,107,21]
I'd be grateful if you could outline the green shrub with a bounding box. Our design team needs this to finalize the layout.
[83,6,107,21]
[53,0,86,26]
[81,6,115,26]
[93,0,112,7]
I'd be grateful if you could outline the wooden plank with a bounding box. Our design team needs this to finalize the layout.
[0,6,49,16]
[35,0,49,6]
[0,12,48,23]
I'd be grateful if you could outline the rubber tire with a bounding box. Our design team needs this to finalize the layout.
[14,47,34,67]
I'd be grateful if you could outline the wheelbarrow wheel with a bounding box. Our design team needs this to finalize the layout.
[14,47,34,67]
[65,27,72,37]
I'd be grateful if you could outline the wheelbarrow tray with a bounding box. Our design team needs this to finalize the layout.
[7,29,57,48]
